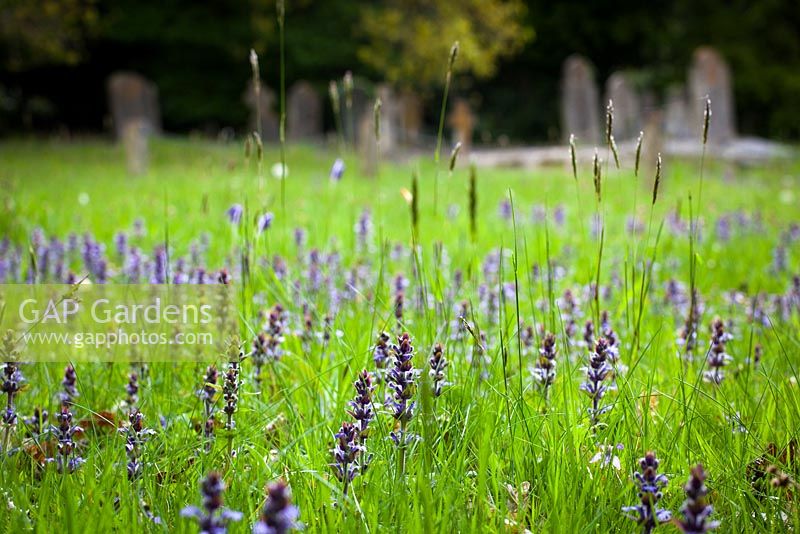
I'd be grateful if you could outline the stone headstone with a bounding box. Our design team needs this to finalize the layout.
[107,72,160,140]
[664,85,691,139]
[688,46,735,143]
[447,98,475,159]
[243,82,279,142]
[287,81,322,141]
[641,110,664,177]
[560,55,600,145]
[357,111,377,178]
[348,84,371,146]
[399,89,423,146]
[123,118,150,176]
[376,84,401,154]
[605,72,641,141]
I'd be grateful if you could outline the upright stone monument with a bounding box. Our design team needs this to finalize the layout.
[641,110,664,177]
[664,85,692,139]
[243,82,279,142]
[122,118,150,176]
[560,55,600,145]
[287,81,322,141]
[447,98,475,160]
[376,84,401,155]
[347,84,371,147]
[688,46,736,143]
[107,72,160,140]
[399,89,423,146]
[605,72,641,141]
[357,111,378,178]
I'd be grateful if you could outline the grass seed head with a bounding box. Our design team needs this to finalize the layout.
[469,164,478,239]
[449,142,462,172]
[652,153,662,205]
[374,98,382,142]
[592,149,602,203]
[703,96,712,145]
[635,131,644,177]
[569,134,577,181]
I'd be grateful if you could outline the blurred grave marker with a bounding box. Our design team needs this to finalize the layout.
[357,112,378,178]
[399,89,423,147]
[288,81,322,141]
[107,72,160,140]
[560,55,600,145]
[244,83,279,142]
[665,85,692,139]
[605,72,641,141]
[447,98,475,163]
[689,47,736,143]
[376,84,401,155]
[122,118,150,176]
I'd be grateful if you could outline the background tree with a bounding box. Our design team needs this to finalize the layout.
[357,0,532,89]
[1,0,799,141]
[0,0,98,71]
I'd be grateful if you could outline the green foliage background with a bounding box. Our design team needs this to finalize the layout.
[1,0,799,140]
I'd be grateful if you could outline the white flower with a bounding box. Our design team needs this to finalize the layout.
[271,162,288,179]
[589,443,623,470]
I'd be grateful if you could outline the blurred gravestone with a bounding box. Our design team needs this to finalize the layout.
[641,110,664,177]
[376,84,400,154]
[107,72,160,140]
[447,98,475,161]
[357,112,377,178]
[349,85,371,146]
[399,89,423,146]
[664,85,692,139]
[688,47,736,143]
[560,55,600,145]
[243,83,279,142]
[123,118,149,176]
[605,72,640,141]
[287,81,322,141]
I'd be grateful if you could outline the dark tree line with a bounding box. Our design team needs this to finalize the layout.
[1,0,798,140]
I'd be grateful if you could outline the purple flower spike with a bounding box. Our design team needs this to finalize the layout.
[347,370,375,441]
[257,212,274,234]
[373,332,391,369]
[533,332,557,394]
[354,208,372,253]
[181,472,242,534]
[150,245,167,284]
[622,451,671,534]
[676,464,719,533]
[114,231,128,259]
[580,337,615,428]
[704,318,733,385]
[385,333,419,444]
[227,204,244,225]
[331,421,366,488]
[48,406,85,473]
[253,480,300,534]
[1,360,24,427]
[222,355,240,431]
[120,409,156,481]
[429,343,449,397]
[498,199,512,220]
[250,304,285,382]
[59,364,78,407]
[329,158,345,181]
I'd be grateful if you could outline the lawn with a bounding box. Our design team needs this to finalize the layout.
[0,137,799,532]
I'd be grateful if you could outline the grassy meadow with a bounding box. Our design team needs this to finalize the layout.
[0,137,799,532]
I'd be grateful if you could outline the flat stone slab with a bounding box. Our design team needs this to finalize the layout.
[468,138,794,169]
